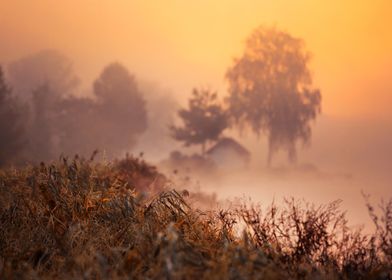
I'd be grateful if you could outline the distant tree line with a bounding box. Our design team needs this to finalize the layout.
[1,26,322,167]
[0,50,147,166]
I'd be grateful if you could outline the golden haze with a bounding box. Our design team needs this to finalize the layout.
[1,0,391,118]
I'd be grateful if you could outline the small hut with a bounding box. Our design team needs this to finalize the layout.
[206,137,250,169]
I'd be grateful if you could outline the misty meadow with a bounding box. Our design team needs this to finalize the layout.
[1,1,392,279]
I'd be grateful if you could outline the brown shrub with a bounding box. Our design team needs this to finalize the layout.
[0,157,391,279]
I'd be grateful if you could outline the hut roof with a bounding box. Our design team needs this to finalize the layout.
[207,137,250,158]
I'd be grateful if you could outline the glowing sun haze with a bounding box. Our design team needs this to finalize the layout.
[1,0,391,119]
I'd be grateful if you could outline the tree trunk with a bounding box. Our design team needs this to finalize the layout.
[267,148,272,168]
[267,136,273,168]
[201,141,206,155]
[288,143,297,165]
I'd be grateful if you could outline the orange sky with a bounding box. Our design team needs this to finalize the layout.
[1,0,391,119]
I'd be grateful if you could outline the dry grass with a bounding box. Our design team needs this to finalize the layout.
[0,155,391,279]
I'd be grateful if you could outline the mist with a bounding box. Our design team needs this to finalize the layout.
[1,46,391,232]
[1,1,392,235]
[167,116,392,232]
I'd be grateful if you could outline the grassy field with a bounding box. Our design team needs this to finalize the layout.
[0,155,391,279]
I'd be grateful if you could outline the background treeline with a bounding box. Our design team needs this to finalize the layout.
[0,50,147,166]
[1,26,323,167]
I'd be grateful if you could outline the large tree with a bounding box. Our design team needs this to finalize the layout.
[29,83,60,161]
[91,62,147,156]
[170,88,228,154]
[55,95,97,158]
[0,66,26,166]
[55,61,149,159]
[226,26,321,165]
